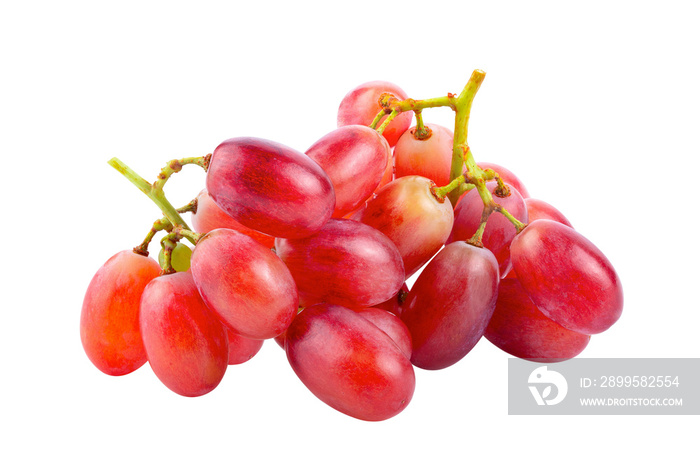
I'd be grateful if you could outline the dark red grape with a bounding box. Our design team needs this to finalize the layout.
[275,219,404,308]
[485,277,590,362]
[285,304,415,421]
[80,250,161,376]
[305,125,390,218]
[190,228,298,339]
[510,219,623,334]
[400,242,499,370]
[139,272,228,397]
[206,137,335,239]
[448,181,528,274]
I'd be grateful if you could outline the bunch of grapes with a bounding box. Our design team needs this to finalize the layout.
[80,70,623,421]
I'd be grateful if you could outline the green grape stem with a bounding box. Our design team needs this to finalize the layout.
[134,218,174,257]
[108,155,209,244]
[370,69,526,243]
[413,111,432,140]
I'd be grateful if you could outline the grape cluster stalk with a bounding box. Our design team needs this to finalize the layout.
[80,70,623,421]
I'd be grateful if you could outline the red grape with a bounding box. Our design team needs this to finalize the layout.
[484,277,590,362]
[305,125,390,218]
[510,219,623,334]
[447,181,528,274]
[285,304,415,421]
[275,219,404,308]
[190,228,298,339]
[371,282,408,316]
[400,242,499,370]
[139,272,228,397]
[206,137,335,239]
[80,250,161,376]
[226,329,264,365]
[354,307,412,358]
[394,124,455,186]
[191,189,275,248]
[524,197,573,227]
[354,176,454,278]
[337,81,413,147]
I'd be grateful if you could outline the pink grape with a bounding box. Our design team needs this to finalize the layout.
[191,189,275,248]
[337,81,413,147]
[485,277,590,362]
[275,219,404,308]
[139,272,228,397]
[305,125,390,218]
[511,219,623,334]
[80,250,161,376]
[394,124,455,186]
[354,176,454,278]
[285,304,415,421]
[400,242,499,370]
[206,137,335,239]
[190,228,298,339]
[448,181,528,274]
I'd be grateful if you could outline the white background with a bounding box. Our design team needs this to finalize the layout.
[2,1,698,471]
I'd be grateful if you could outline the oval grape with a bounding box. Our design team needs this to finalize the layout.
[191,228,298,339]
[400,242,499,370]
[80,250,161,376]
[285,304,415,421]
[510,219,623,334]
[275,219,404,308]
[306,125,390,218]
[206,137,335,239]
[139,272,228,397]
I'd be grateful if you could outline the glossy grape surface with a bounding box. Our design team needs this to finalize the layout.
[206,137,335,239]
[191,189,275,247]
[139,272,228,397]
[306,125,390,217]
[511,220,623,334]
[394,124,455,186]
[448,181,528,274]
[191,229,298,339]
[400,242,499,370]
[226,329,264,365]
[355,176,454,277]
[80,250,161,376]
[285,304,415,421]
[371,283,408,316]
[337,81,413,147]
[485,277,590,362]
[355,307,412,358]
[275,219,404,307]
[524,197,573,227]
